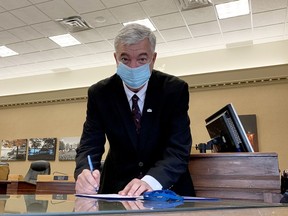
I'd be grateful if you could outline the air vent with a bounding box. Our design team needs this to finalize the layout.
[176,0,212,10]
[56,16,92,32]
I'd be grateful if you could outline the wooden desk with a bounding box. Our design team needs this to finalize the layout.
[2,194,288,216]
[36,182,75,194]
[0,181,10,194]
[1,181,36,194]
[36,175,75,194]
[189,152,282,203]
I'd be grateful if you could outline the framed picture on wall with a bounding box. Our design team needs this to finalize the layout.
[28,138,57,161]
[239,114,259,152]
[0,139,27,161]
[58,136,80,161]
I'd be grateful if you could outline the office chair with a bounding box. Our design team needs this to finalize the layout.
[24,160,51,184]
[24,195,48,213]
[0,162,10,180]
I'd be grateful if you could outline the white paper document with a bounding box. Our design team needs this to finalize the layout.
[76,193,142,200]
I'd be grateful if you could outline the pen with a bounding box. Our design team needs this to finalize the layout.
[87,155,94,173]
[87,155,99,192]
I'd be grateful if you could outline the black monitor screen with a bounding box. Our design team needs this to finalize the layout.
[205,103,254,152]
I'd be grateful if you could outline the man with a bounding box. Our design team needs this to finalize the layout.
[74,23,195,196]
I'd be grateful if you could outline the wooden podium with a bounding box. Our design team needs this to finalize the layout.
[36,175,75,194]
[189,152,282,203]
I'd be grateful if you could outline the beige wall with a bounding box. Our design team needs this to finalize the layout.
[0,102,86,177]
[0,68,287,177]
[189,82,288,173]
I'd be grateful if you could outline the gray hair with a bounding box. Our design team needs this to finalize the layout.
[114,23,156,53]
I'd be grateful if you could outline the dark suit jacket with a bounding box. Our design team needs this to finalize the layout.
[75,70,195,196]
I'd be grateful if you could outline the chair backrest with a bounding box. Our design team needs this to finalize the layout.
[0,162,10,180]
[24,160,51,184]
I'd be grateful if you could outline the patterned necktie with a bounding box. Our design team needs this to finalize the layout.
[131,94,141,134]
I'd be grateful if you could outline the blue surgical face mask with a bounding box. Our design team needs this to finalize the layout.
[116,62,151,89]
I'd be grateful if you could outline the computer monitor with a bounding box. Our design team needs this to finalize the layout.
[205,103,254,153]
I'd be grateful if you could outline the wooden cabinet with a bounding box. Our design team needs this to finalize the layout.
[189,152,282,203]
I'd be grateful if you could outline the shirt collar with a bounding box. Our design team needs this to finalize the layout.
[123,82,148,102]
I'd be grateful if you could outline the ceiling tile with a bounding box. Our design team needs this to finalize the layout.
[31,21,67,36]
[181,6,217,25]
[96,24,123,40]
[251,0,287,13]
[86,41,114,53]
[81,9,118,28]
[6,54,35,65]
[36,0,77,20]
[8,42,39,54]
[253,24,285,40]
[11,5,50,25]
[192,34,224,48]
[0,31,21,44]
[189,21,220,37]
[0,12,26,29]
[63,44,94,56]
[151,13,186,30]
[0,0,31,10]
[140,0,178,17]
[71,29,104,43]
[0,57,14,67]
[253,9,287,27]
[8,26,43,41]
[160,27,191,42]
[109,3,146,23]
[219,15,251,32]
[223,29,253,44]
[154,31,165,44]
[27,38,59,51]
[29,0,51,4]
[101,0,137,8]
[66,0,105,14]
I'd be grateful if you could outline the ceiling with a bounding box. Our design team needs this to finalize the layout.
[0,0,287,81]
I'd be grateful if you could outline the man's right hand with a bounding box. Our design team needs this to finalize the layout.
[75,169,100,194]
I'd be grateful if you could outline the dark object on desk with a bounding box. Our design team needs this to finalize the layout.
[24,160,50,184]
[0,162,9,180]
[280,192,288,203]
[205,103,254,153]
[143,190,183,202]
[281,169,288,194]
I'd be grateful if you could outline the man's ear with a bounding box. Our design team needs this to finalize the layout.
[113,53,119,65]
[152,52,157,63]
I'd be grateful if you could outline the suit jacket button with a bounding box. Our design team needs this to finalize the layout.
[138,162,144,167]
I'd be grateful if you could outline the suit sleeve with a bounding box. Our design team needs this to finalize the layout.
[146,81,192,189]
[74,86,106,179]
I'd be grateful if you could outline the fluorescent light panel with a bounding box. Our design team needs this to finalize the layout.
[0,46,18,57]
[123,18,156,31]
[49,34,81,47]
[216,0,250,19]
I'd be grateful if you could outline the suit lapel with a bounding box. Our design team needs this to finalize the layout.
[137,72,160,151]
[113,77,139,149]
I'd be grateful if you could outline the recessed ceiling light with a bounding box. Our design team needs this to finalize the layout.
[216,0,250,19]
[0,46,19,57]
[49,34,81,47]
[123,18,156,31]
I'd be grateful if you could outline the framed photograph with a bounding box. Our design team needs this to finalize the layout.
[0,139,27,161]
[59,137,80,161]
[28,138,57,161]
[239,114,259,152]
